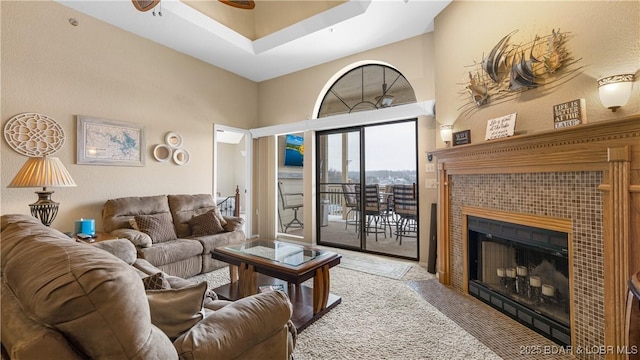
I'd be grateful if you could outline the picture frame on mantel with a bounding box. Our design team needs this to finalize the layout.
[485,113,517,141]
[453,130,471,146]
[77,116,145,166]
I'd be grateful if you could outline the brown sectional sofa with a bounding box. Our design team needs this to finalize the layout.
[0,214,296,359]
[103,193,245,278]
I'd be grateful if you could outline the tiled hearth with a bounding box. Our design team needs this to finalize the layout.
[449,172,604,354]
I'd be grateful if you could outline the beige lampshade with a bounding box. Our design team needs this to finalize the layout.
[9,157,76,188]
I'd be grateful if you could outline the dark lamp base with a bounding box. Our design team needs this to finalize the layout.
[29,190,59,227]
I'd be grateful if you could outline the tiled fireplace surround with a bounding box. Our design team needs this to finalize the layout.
[450,172,603,350]
[433,116,640,360]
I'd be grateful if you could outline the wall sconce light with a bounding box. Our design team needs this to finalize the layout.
[598,74,635,112]
[440,125,453,145]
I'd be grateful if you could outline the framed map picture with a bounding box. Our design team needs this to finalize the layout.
[77,116,145,166]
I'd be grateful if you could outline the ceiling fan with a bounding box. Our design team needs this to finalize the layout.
[219,0,255,10]
[133,0,255,13]
[131,0,159,12]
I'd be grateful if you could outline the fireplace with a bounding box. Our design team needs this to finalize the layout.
[467,215,571,345]
[433,118,640,359]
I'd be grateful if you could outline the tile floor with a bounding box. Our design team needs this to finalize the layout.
[407,279,578,360]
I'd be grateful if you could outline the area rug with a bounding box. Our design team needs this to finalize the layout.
[337,255,411,280]
[192,263,502,360]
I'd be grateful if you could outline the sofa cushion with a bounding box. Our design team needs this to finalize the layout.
[146,282,207,340]
[143,272,172,290]
[102,195,170,232]
[135,213,177,243]
[137,239,204,266]
[0,214,178,359]
[168,194,227,238]
[1,280,83,360]
[189,210,224,236]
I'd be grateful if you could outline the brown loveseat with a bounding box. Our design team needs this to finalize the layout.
[0,214,296,359]
[103,193,245,278]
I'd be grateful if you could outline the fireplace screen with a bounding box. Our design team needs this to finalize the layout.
[467,216,571,345]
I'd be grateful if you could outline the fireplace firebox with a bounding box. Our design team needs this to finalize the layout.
[467,216,571,346]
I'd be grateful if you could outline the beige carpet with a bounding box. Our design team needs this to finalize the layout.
[192,256,502,360]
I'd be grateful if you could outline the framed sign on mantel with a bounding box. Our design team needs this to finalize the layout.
[453,130,471,146]
[485,113,517,141]
[77,116,145,166]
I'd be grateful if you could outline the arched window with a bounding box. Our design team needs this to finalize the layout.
[317,64,416,118]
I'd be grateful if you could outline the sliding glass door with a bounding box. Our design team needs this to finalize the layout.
[316,120,418,260]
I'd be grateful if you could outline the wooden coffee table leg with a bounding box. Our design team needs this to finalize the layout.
[313,264,330,314]
[229,264,239,282]
[239,262,257,298]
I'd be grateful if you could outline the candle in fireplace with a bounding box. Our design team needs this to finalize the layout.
[530,276,541,287]
[497,268,505,277]
[517,266,528,276]
[542,284,555,297]
[506,268,517,278]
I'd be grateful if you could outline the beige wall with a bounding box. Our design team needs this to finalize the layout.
[255,34,438,263]
[434,1,640,146]
[1,1,257,234]
[258,34,436,126]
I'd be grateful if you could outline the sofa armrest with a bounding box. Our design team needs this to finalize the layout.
[222,216,245,232]
[173,291,293,359]
[110,228,152,248]
[91,239,137,265]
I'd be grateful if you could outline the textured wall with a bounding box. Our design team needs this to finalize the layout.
[1,2,257,233]
[434,1,640,147]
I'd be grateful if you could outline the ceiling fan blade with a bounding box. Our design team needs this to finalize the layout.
[219,0,255,10]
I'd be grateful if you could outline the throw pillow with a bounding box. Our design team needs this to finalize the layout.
[134,213,177,243]
[142,272,171,290]
[146,282,207,340]
[189,210,224,236]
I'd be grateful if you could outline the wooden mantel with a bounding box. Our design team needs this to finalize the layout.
[431,115,640,359]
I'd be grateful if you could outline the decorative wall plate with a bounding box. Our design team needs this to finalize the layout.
[165,132,183,149]
[153,144,172,162]
[4,113,65,156]
[173,148,190,165]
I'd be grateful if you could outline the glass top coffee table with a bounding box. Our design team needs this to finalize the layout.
[211,239,342,331]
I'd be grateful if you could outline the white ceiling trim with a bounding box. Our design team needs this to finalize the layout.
[249,100,435,138]
[253,1,370,54]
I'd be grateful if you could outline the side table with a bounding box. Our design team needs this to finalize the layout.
[75,232,118,243]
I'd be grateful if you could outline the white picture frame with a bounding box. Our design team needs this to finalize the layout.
[77,116,145,166]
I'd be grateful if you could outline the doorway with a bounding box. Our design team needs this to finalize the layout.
[316,119,418,260]
[213,125,252,237]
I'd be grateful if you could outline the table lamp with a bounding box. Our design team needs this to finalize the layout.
[8,156,76,226]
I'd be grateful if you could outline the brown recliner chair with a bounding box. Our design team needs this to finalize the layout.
[1,214,296,359]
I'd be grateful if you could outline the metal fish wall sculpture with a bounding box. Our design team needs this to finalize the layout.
[459,29,582,118]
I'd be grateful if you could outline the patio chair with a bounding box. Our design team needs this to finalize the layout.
[391,184,418,245]
[341,183,359,231]
[278,181,303,232]
[355,184,387,241]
